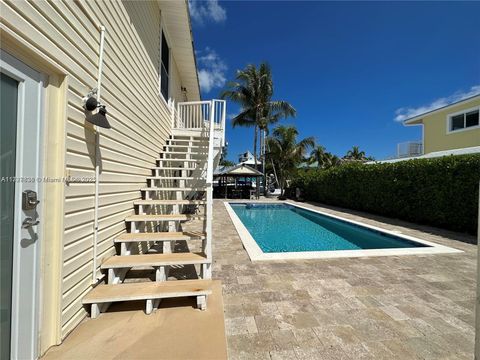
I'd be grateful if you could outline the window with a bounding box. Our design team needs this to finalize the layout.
[448,108,479,132]
[160,31,169,100]
[466,110,479,127]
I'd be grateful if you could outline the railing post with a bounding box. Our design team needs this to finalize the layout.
[170,99,175,128]
[221,100,226,147]
[204,100,215,279]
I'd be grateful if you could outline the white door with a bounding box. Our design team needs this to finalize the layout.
[1,50,44,360]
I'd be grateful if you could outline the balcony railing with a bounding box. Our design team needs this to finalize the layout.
[397,141,423,158]
[171,100,226,146]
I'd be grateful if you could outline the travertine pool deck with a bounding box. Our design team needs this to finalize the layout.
[212,199,476,359]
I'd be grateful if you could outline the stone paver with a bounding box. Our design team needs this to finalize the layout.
[207,199,476,359]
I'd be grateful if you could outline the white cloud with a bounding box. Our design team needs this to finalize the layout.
[189,0,226,25]
[197,47,227,93]
[395,85,480,122]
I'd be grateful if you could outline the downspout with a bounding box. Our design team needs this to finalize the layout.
[92,25,106,284]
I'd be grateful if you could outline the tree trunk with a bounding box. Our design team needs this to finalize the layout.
[253,125,258,169]
[262,129,266,196]
[279,168,284,198]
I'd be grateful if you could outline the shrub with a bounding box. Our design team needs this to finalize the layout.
[291,154,480,234]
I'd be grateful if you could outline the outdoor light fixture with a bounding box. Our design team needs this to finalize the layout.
[82,90,111,129]
[85,96,99,111]
[181,86,189,101]
[87,104,110,129]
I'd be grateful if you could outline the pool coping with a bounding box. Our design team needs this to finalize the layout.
[223,201,463,261]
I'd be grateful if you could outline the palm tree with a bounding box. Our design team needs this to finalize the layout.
[221,63,296,177]
[267,125,314,198]
[324,152,341,168]
[309,146,342,169]
[345,146,366,161]
[309,145,327,168]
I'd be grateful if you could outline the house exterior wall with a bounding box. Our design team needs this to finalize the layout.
[421,97,480,154]
[1,0,198,352]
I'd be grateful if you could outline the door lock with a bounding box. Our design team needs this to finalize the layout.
[22,190,40,210]
[22,217,40,228]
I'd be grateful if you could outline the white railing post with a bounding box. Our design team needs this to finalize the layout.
[170,99,175,128]
[204,100,215,279]
[221,100,226,147]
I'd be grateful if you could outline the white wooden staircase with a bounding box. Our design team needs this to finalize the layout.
[83,100,225,318]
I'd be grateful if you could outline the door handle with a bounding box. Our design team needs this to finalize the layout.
[22,217,40,228]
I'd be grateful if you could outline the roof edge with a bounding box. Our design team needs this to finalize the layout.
[403,93,480,125]
[184,0,201,99]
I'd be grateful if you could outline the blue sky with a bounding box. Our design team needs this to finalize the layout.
[189,1,480,161]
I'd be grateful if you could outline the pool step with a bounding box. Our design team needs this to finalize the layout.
[83,279,213,317]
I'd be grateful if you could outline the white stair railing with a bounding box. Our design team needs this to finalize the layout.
[170,99,226,280]
[174,100,226,137]
[174,101,211,129]
[203,101,215,279]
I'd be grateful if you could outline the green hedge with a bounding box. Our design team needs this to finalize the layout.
[291,154,480,234]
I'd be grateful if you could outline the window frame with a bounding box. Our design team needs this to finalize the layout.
[158,15,172,104]
[446,106,480,134]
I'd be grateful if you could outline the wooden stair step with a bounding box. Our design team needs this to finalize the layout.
[166,142,208,146]
[141,187,205,192]
[114,231,206,243]
[83,279,212,316]
[134,200,206,205]
[100,252,209,269]
[165,145,202,149]
[169,136,208,140]
[83,279,212,304]
[153,167,198,170]
[156,158,202,162]
[147,176,205,180]
[125,214,205,222]
[161,151,203,155]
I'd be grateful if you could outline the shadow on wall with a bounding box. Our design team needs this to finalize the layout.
[83,122,101,170]
[122,0,161,76]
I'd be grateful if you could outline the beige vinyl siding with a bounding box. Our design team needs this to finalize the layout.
[170,57,185,102]
[1,0,190,338]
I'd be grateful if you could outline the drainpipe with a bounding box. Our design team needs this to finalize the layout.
[92,25,106,284]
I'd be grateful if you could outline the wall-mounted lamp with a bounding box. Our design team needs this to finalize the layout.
[82,90,111,129]
[181,86,188,101]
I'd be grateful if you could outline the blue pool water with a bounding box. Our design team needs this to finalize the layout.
[230,203,429,253]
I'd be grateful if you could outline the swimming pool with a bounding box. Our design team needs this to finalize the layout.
[225,202,461,261]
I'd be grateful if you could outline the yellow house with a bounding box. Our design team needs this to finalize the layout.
[1,1,225,359]
[403,94,480,155]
